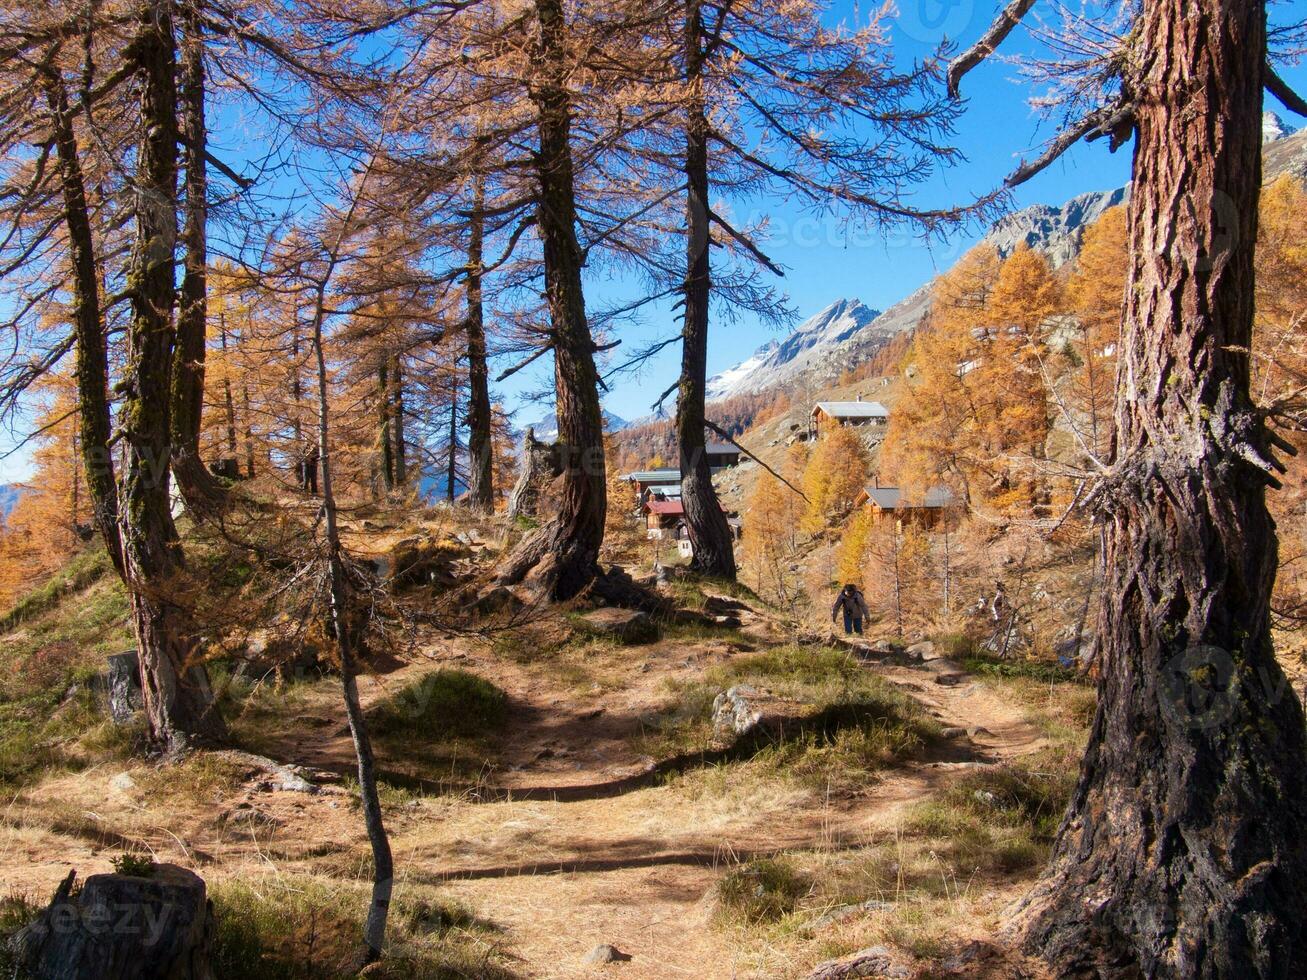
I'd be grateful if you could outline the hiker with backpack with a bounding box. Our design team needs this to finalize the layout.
[831,583,870,635]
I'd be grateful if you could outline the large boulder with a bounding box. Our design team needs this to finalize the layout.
[13,864,215,980]
[577,608,660,646]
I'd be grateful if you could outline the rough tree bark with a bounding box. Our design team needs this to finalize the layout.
[497,0,607,599]
[677,0,736,580]
[42,73,123,575]
[1014,0,1307,974]
[119,0,225,752]
[464,172,495,512]
[170,0,226,513]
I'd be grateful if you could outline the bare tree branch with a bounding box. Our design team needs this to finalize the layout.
[947,0,1039,99]
[1266,62,1307,117]
[704,420,808,501]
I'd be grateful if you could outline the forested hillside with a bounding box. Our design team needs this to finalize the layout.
[0,0,1305,977]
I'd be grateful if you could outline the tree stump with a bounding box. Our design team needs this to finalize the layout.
[506,428,563,519]
[13,864,215,980]
[106,651,144,724]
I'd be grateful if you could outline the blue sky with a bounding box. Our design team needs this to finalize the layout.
[562,0,1307,425]
[2,1,1304,480]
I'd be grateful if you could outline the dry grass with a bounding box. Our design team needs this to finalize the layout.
[639,644,940,795]
[709,672,1090,977]
[210,872,519,979]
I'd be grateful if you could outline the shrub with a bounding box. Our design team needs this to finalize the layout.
[369,669,508,740]
[717,858,811,924]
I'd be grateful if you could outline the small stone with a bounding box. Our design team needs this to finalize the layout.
[940,727,966,739]
[583,943,632,965]
[110,772,137,792]
[935,672,967,687]
[967,725,994,738]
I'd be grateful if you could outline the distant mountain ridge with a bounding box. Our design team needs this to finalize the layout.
[701,116,1307,403]
[706,298,881,400]
[0,484,21,519]
[519,409,629,445]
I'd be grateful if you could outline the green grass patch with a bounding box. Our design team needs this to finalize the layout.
[642,645,939,791]
[717,858,811,925]
[0,546,115,634]
[365,669,509,794]
[961,655,1085,685]
[0,548,133,783]
[369,669,508,740]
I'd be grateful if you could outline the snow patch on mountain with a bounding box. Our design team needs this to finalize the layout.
[518,409,629,445]
[706,299,880,400]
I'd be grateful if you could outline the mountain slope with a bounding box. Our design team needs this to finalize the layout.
[706,299,879,399]
[702,117,1307,404]
[519,409,629,445]
[0,485,21,519]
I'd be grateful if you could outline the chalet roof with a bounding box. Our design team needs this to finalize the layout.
[812,400,889,419]
[644,499,685,516]
[862,485,955,510]
[705,442,739,455]
[623,466,730,483]
[623,469,682,484]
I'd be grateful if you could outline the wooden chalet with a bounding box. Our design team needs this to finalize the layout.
[809,398,889,437]
[854,484,955,527]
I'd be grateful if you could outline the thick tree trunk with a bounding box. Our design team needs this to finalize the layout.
[464,175,495,512]
[119,0,225,752]
[42,75,123,575]
[677,0,736,580]
[499,0,607,600]
[170,1,225,514]
[1015,1,1307,974]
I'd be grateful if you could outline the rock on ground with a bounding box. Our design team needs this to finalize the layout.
[806,945,909,979]
[712,685,765,738]
[578,608,660,645]
[583,943,633,964]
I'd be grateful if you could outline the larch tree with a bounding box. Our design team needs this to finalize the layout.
[800,426,871,534]
[951,0,1307,972]
[1063,205,1128,466]
[654,0,989,581]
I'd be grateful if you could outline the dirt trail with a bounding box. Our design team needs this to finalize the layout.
[0,599,1046,979]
